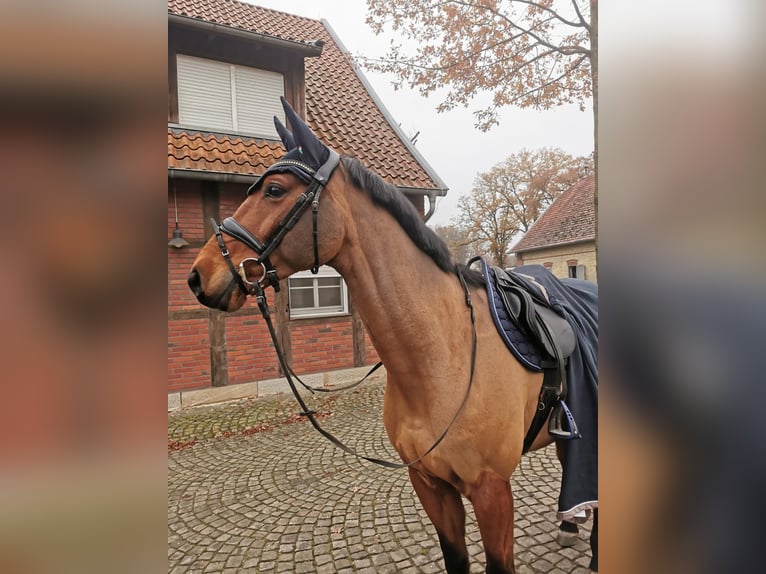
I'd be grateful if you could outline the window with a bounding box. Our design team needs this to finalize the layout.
[568,264,586,279]
[176,54,285,138]
[288,267,349,319]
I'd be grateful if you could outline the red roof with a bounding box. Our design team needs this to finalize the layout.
[169,129,283,175]
[169,0,320,46]
[512,173,596,253]
[167,0,444,191]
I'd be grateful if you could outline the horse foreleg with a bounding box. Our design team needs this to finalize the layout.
[469,471,516,574]
[407,468,469,574]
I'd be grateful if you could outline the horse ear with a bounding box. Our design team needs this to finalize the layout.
[273,116,296,150]
[280,96,329,166]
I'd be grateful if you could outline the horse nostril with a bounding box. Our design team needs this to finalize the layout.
[188,269,203,297]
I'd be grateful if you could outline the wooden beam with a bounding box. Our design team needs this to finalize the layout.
[274,281,292,375]
[207,310,229,387]
[201,180,229,387]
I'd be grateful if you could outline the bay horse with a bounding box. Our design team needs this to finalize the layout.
[187,98,596,573]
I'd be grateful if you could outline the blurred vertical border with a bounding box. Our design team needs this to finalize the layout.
[0,0,764,573]
[0,1,168,573]
[600,1,765,573]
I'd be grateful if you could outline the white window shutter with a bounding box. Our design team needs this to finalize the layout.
[176,55,233,132]
[234,67,285,138]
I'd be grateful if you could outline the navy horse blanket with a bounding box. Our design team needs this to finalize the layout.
[488,264,598,521]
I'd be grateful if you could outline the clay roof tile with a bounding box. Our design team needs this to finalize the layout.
[512,174,596,253]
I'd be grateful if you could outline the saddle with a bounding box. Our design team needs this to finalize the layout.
[470,257,580,450]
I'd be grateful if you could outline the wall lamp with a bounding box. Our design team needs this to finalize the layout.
[168,181,190,248]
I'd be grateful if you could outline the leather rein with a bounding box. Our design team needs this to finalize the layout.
[209,152,478,469]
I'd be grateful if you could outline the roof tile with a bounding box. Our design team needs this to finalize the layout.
[168,0,316,45]
[168,0,441,190]
[168,128,284,175]
[512,174,596,253]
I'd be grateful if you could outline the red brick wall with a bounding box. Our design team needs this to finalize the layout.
[218,182,247,217]
[168,318,210,392]
[226,312,280,384]
[168,181,206,312]
[169,180,208,391]
[169,247,203,311]
[289,317,355,374]
[168,179,206,240]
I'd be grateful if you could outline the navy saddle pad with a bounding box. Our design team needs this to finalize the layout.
[477,257,575,371]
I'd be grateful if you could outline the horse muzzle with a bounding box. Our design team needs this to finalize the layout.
[187,268,240,311]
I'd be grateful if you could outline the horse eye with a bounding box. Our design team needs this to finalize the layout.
[264,184,286,199]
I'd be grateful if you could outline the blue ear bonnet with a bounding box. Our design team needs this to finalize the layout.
[247,146,317,195]
[247,97,331,196]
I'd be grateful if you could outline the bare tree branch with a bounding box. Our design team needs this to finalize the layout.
[505,55,588,106]
[512,0,587,29]
[362,29,530,73]
[571,0,591,31]
[443,0,590,57]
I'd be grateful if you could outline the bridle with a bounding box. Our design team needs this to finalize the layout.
[207,147,478,470]
[211,148,341,295]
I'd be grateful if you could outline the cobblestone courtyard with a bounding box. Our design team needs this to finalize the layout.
[168,375,593,573]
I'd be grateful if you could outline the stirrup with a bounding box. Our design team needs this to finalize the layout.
[549,400,581,440]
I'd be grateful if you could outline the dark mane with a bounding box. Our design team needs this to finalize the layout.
[341,156,484,287]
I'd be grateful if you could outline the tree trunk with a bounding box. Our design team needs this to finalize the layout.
[590,0,598,263]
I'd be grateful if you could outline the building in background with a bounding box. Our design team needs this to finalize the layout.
[511,173,596,282]
[167,0,447,393]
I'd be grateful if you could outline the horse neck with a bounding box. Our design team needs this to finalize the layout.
[330,189,467,379]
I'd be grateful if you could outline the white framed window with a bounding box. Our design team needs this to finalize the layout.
[288,267,349,319]
[568,264,586,279]
[176,54,285,138]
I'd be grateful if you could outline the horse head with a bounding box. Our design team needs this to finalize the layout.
[188,97,346,312]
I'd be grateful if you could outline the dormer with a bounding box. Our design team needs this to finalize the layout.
[168,13,323,135]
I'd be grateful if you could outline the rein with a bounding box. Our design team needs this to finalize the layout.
[245,270,477,469]
[210,150,479,469]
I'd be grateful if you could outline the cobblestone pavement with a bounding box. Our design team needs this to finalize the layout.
[168,375,593,573]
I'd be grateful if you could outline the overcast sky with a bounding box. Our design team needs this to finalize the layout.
[247,0,594,226]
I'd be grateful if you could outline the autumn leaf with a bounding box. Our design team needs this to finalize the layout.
[361,0,594,131]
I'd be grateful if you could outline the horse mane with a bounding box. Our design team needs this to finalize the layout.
[341,156,484,288]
